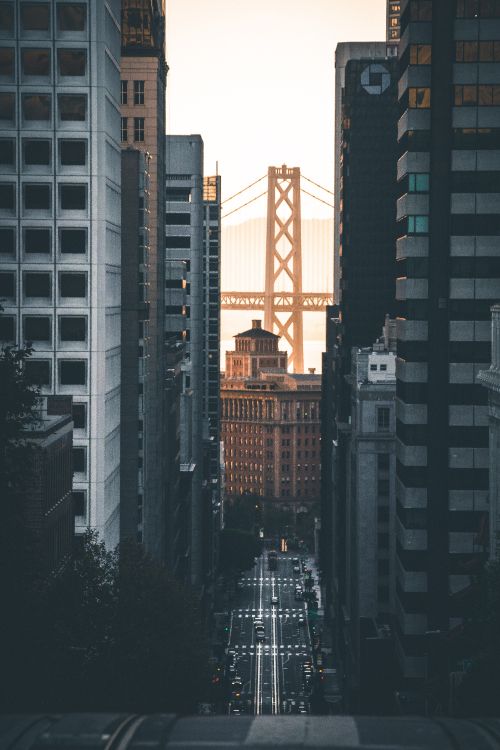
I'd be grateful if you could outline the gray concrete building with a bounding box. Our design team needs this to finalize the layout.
[0,0,122,546]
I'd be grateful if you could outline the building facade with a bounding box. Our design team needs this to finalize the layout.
[222,322,321,510]
[0,0,122,546]
[387,0,402,47]
[395,0,499,688]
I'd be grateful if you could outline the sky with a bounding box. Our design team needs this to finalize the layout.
[165,0,387,370]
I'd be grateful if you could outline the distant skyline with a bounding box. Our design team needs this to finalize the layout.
[166,0,386,220]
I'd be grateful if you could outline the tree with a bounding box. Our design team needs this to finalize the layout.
[219,528,262,573]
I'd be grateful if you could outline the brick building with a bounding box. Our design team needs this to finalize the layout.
[221,322,321,511]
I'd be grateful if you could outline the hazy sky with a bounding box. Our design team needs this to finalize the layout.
[166,0,386,217]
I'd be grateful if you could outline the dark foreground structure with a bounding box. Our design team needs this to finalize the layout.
[1,715,500,749]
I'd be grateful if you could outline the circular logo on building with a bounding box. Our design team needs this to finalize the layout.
[360,64,391,95]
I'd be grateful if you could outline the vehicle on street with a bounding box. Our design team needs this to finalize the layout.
[298,615,306,625]
[271,595,279,605]
[255,626,265,641]
[253,618,264,628]
[294,590,303,601]
[292,557,299,565]
[293,565,300,574]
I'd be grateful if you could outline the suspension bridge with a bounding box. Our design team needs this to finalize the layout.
[220,165,335,373]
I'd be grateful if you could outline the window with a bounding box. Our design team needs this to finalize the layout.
[408,87,431,108]
[22,48,50,76]
[165,212,191,225]
[0,47,13,76]
[24,272,50,297]
[121,80,128,105]
[25,359,50,386]
[0,183,14,210]
[370,364,378,371]
[60,359,86,385]
[134,80,144,105]
[165,188,191,201]
[378,479,390,497]
[0,315,14,341]
[60,228,86,254]
[24,139,50,166]
[0,4,14,33]
[60,272,86,297]
[457,0,500,18]
[73,490,86,516]
[380,363,387,372]
[377,453,390,471]
[407,215,428,234]
[59,139,86,166]
[0,227,15,253]
[134,117,144,142]
[0,138,15,173]
[59,94,86,121]
[58,48,86,76]
[60,184,86,210]
[23,93,51,121]
[60,316,86,341]
[0,271,15,297]
[410,0,432,20]
[21,3,50,31]
[0,92,14,120]
[377,532,389,550]
[121,117,128,142]
[24,183,50,210]
[72,402,86,429]
[73,446,86,473]
[409,44,431,65]
[165,236,190,248]
[25,228,50,254]
[57,4,86,31]
[377,407,390,432]
[408,173,429,193]
[455,85,500,106]
[24,316,50,341]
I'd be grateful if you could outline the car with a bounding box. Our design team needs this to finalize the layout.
[292,557,299,565]
[271,595,279,605]
[293,565,300,574]
[294,591,303,601]
[231,677,243,690]
[298,616,306,626]
[255,627,265,641]
[253,618,264,629]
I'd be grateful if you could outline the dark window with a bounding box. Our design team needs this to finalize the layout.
[165,212,190,225]
[73,490,86,516]
[0,227,15,253]
[58,94,86,121]
[21,48,50,76]
[25,272,50,297]
[24,139,50,165]
[0,139,14,165]
[121,80,127,104]
[0,315,14,341]
[134,117,144,142]
[60,184,86,210]
[0,4,14,33]
[377,407,390,432]
[165,236,190,249]
[60,359,86,385]
[377,585,389,603]
[0,47,14,76]
[59,139,86,165]
[72,402,86,429]
[57,4,86,31]
[0,183,14,209]
[60,272,86,297]
[23,93,51,120]
[121,117,128,142]
[73,446,86,473]
[165,187,191,201]
[409,0,432,20]
[378,479,390,497]
[457,0,500,18]
[0,271,15,297]
[25,359,50,386]
[133,80,144,104]
[377,532,389,550]
[377,453,390,470]
[25,228,50,254]
[378,559,390,575]
[24,316,50,341]
[21,3,50,30]
[60,228,86,254]
[0,92,14,120]
[60,316,86,341]
[58,48,86,76]
[24,183,50,210]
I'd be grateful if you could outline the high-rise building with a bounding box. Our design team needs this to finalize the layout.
[395,0,499,693]
[0,1,122,546]
[386,1,401,47]
[120,0,167,561]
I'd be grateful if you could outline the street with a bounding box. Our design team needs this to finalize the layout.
[225,550,315,715]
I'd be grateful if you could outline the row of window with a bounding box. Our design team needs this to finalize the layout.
[0,92,87,121]
[0,3,86,33]
[121,117,144,142]
[406,86,500,109]
[0,138,87,167]
[0,271,88,298]
[121,80,144,106]
[0,183,88,211]
[0,227,86,255]
[407,41,500,67]
[0,47,87,78]
[401,127,500,152]
[0,315,88,343]
[23,357,88,386]
[406,0,500,22]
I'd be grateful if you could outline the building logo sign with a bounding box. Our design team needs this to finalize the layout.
[361,64,391,95]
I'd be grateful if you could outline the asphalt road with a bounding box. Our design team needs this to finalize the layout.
[226,551,313,715]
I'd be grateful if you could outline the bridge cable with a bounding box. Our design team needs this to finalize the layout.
[221,190,268,220]
[221,174,267,206]
[300,188,334,209]
[301,175,334,196]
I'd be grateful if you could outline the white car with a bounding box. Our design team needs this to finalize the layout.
[253,618,264,629]
[255,626,265,641]
[271,595,279,605]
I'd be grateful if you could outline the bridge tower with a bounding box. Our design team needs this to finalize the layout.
[264,166,304,373]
